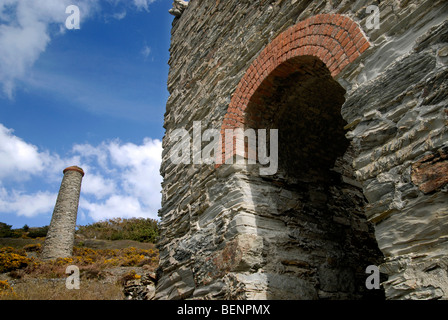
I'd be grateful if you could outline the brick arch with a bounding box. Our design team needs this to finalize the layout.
[218,14,369,166]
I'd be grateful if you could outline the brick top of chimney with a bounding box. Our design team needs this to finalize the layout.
[63,166,85,177]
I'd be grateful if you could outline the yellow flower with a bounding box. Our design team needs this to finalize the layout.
[0,280,15,298]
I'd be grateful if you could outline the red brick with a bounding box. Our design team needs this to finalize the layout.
[329,14,340,26]
[323,35,332,47]
[336,30,349,44]
[326,56,337,69]
[345,15,355,27]
[322,14,333,24]
[319,24,328,36]
[348,21,358,35]
[324,51,333,63]
[334,28,344,41]
[337,16,346,28]
[352,30,362,44]
[312,45,321,57]
[333,47,344,61]
[316,46,325,57]
[334,15,345,27]
[314,14,323,24]
[329,61,338,73]
[295,20,305,32]
[348,51,360,63]
[288,27,294,43]
[302,17,312,29]
[359,41,370,53]
[331,38,341,52]
[330,67,341,78]
[323,36,332,49]
[220,13,370,157]
[328,26,338,38]
[346,44,356,56]
[271,36,280,48]
[339,58,349,70]
[305,45,313,55]
[293,29,302,43]
[310,24,320,35]
[306,45,313,55]
[290,47,299,58]
[341,35,351,48]
[308,16,317,26]
[325,24,334,36]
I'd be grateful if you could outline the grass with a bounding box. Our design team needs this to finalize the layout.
[0,238,159,300]
[0,238,42,249]
[0,218,160,300]
[0,279,124,300]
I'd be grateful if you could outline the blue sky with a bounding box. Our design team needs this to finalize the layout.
[0,0,174,228]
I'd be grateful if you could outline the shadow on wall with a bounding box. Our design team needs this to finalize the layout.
[222,57,385,299]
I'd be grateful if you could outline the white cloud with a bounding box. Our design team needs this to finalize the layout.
[0,0,92,98]
[81,195,149,221]
[0,123,80,184]
[72,142,109,169]
[0,188,57,218]
[112,10,127,20]
[0,123,163,222]
[0,0,156,99]
[77,138,163,221]
[107,138,162,209]
[141,45,151,59]
[0,123,58,180]
[133,0,156,12]
[81,172,116,199]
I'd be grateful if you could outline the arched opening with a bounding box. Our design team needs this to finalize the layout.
[246,55,348,183]
[213,14,384,299]
[241,56,385,299]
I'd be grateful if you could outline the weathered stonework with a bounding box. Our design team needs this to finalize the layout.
[158,0,448,300]
[41,166,84,260]
[411,147,448,194]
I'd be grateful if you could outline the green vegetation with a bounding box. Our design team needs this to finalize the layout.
[0,222,48,239]
[0,218,159,243]
[76,218,159,243]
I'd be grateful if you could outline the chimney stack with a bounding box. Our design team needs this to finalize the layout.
[41,166,84,260]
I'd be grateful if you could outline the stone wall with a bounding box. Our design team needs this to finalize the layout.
[41,166,84,260]
[157,0,448,300]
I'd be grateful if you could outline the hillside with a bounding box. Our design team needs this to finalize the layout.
[0,218,159,300]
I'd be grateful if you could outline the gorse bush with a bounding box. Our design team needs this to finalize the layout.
[0,247,34,273]
[69,246,158,268]
[1,245,159,280]
[76,218,159,243]
[0,280,15,298]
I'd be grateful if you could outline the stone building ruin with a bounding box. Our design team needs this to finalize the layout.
[41,166,84,261]
[157,0,448,300]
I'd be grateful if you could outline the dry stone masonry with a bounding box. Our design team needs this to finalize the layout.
[41,166,84,260]
[157,0,448,300]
